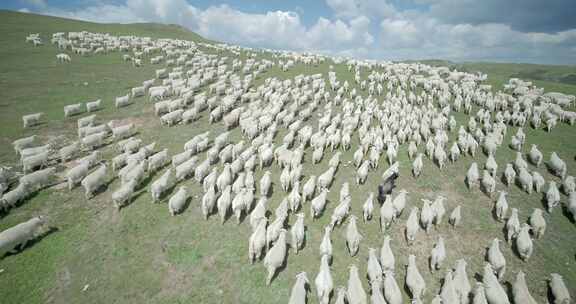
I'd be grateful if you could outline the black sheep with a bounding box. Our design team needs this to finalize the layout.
[377,172,399,205]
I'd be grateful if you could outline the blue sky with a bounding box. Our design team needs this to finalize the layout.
[4,0,576,64]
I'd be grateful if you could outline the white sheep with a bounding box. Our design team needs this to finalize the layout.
[19,167,55,191]
[548,152,567,178]
[366,247,382,285]
[494,191,508,222]
[302,175,316,201]
[545,181,561,212]
[528,144,542,166]
[430,236,446,271]
[528,208,546,239]
[288,272,309,304]
[347,264,367,304]
[86,99,102,112]
[506,208,520,242]
[440,270,459,304]
[472,283,488,304]
[549,273,571,304]
[112,179,137,209]
[22,112,43,128]
[22,151,49,173]
[115,94,132,108]
[532,171,545,193]
[392,189,408,218]
[148,149,169,173]
[64,103,84,117]
[0,216,46,257]
[487,239,506,280]
[380,235,395,273]
[568,192,576,222]
[217,186,232,224]
[315,254,333,304]
[362,192,374,222]
[453,259,471,304]
[318,166,336,189]
[482,264,510,304]
[383,271,402,304]
[517,168,533,194]
[420,199,434,233]
[516,224,533,261]
[291,213,305,254]
[330,196,350,229]
[12,135,36,154]
[248,218,267,264]
[512,271,537,304]
[150,168,173,203]
[405,207,419,245]
[406,254,426,302]
[263,229,287,285]
[503,164,516,187]
[563,175,575,194]
[168,186,189,216]
[80,164,107,199]
[481,170,496,196]
[175,156,198,181]
[449,205,461,227]
[310,188,329,218]
[319,226,332,262]
[412,153,423,178]
[466,162,480,189]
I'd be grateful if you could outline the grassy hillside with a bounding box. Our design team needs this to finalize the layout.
[0,10,575,304]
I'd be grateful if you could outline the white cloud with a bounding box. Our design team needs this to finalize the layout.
[22,0,46,9]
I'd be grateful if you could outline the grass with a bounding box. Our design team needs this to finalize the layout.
[1,9,575,304]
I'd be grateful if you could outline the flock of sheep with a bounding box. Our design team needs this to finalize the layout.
[3,31,575,303]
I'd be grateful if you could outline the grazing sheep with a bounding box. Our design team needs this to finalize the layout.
[406,254,426,302]
[112,179,137,209]
[487,239,506,280]
[383,271,402,304]
[546,181,561,212]
[263,229,287,285]
[483,264,510,304]
[345,215,362,256]
[380,235,395,273]
[405,207,419,245]
[319,226,333,261]
[288,272,309,304]
[429,232,446,269]
[347,264,367,304]
[449,205,461,227]
[315,254,333,304]
[506,208,520,242]
[0,216,46,257]
[291,213,305,254]
[80,164,107,199]
[549,273,571,304]
[528,208,546,238]
[512,271,538,304]
[516,224,533,260]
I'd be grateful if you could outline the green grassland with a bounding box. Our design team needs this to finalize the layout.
[0,10,575,304]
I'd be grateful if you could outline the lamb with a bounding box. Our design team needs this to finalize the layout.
[453,259,471,304]
[405,207,419,245]
[528,144,542,166]
[545,181,561,212]
[0,216,46,257]
[482,264,510,304]
[548,152,567,178]
[380,235,395,272]
[112,179,137,210]
[362,192,374,222]
[291,213,305,254]
[345,215,362,256]
[515,224,533,260]
[288,272,309,304]
[64,103,84,117]
[449,205,461,227]
[315,254,333,304]
[406,254,426,302]
[481,170,496,196]
[217,186,232,224]
[150,168,173,203]
[168,186,189,216]
[383,271,403,304]
[80,164,107,199]
[22,112,43,128]
[466,162,480,189]
[412,153,423,178]
[310,188,329,218]
[263,228,287,285]
[528,208,546,238]
[248,219,267,263]
[347,264,367,304]
[19,167,55,191]
[505,208,520,242]
[487,238,506,280]
[430,236,447,271]
[549,273,571,304]
[319,226,332,262]
[494,191,508,222]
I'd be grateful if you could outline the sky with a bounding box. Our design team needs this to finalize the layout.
[5,0,576,64]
